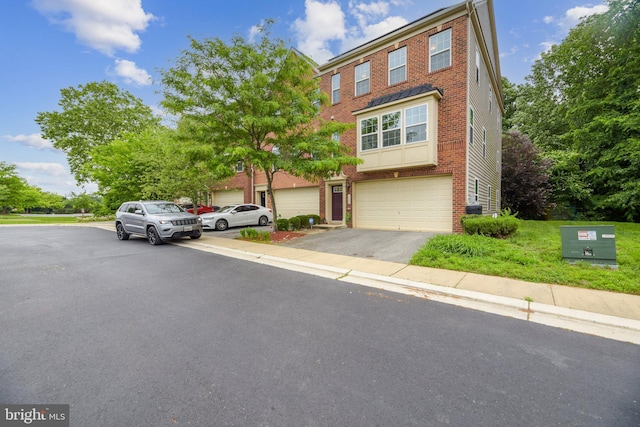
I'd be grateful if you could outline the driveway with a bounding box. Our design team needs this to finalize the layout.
[205,226,440,264]
[277,228,439,263]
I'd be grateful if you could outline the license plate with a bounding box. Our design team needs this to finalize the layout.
[184,226,192,232]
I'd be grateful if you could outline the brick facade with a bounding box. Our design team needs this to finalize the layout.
[210,1,502,233]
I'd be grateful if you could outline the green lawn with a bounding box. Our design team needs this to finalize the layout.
[0,215,81,224]
[410,220,640,295]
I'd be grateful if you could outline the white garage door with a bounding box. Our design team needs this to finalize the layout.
[354,176,453,232]
[213,190,244,207]
[273,187,319,219]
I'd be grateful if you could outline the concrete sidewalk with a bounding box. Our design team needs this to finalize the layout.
[89,223,640,344]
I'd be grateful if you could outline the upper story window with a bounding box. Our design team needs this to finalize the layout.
[475,48,480,84]
[361,117,378,150]
[331,73,340,104]
[488,86,493,112]
[482,128,487,158]
[405,105,427,143]
[382,111,401,147]
[388,47,406,85]
[429,28,451,72]
[355,62,370,96]
[469,107,475,145]
[236,160,244,172]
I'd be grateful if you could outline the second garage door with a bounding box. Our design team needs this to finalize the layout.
[213,190,244,207]
[354,176,453,232]
[273,187,319,219]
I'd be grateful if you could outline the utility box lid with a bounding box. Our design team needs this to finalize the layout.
[560,225,617,268]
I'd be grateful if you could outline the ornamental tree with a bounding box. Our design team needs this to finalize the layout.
[161,22,359,230]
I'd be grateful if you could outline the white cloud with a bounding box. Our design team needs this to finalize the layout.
[13,162,97,195]
[292,0,408,64]
[1,133,54,150]
[14,162,68,177]
[292,0,347,64]
[543,16,554,24]
[112,59,152,86]
[563,4,608,28]
[32,0,155,56]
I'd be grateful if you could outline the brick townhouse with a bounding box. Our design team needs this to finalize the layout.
[210,0,503,233]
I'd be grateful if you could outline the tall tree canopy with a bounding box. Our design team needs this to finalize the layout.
[36,81,159,184]
[511,0,640,221]
[161,22,359,229]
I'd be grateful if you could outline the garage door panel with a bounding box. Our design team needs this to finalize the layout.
[213,190,244,207]
[273,187,319,219]
[354,176,452,232]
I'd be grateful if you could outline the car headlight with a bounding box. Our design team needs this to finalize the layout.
[159,220,170,224]
[197,217,202,222]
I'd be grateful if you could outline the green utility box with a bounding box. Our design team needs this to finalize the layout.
[560,225,617,268]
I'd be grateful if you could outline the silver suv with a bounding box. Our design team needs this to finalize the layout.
[115,201,203,245]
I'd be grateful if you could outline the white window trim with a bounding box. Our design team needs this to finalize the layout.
[429,28,452,72]
[469,107,474,145]
[355,62,370,96]
[359,103,430,152]
[488,184,492,211]
[388,46,407,85]
[482,127,487,158]
[331,73,340,104]
[472,178,480,204]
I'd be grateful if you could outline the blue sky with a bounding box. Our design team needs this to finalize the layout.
[0,0,608,196]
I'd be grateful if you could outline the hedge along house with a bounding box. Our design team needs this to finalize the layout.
[317,0,503,233]
[210,0,502,233]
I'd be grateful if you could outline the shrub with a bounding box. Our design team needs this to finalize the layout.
[289,216,301,230]
[461,210,520,238]
[276,218,290,231]
[308,214,321,226]
[295,215,310,228]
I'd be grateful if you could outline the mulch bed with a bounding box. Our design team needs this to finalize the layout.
[268,231,306,243]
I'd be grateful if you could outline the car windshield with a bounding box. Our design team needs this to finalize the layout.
[218,205,237,213]
[145,203,184,214]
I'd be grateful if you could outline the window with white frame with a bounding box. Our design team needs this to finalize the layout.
[473,178,479,204]
[361,117,378,150]
[488,86,493,112]
[405,105,427,143]
[475,48,480,84]
[359,103,429,151]
[482,128,487,158]
[429,28,451,72]
[488,184,492,211]
[382,111,401,147]
[469,107,474,145]
[236,160,244,172]
[331,73,340,104]
[355,62,370,96]
[389,47,406,85]
[496,188,500,210]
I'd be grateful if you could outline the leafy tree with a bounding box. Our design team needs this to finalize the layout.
[0,162,26,214]
[501,131,553,219]
[500,77,519,132]
[511,0,640,221]
[35,81,159,184]
[161,22,359,230]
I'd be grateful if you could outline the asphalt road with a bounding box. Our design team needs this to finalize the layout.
[1,227,639,426]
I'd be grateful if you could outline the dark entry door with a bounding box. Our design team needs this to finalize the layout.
[259,191,266,207]
[332,185,343,221]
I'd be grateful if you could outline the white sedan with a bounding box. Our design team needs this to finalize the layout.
[200,204,273,231]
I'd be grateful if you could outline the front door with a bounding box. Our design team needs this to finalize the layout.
[332,185,343,221]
